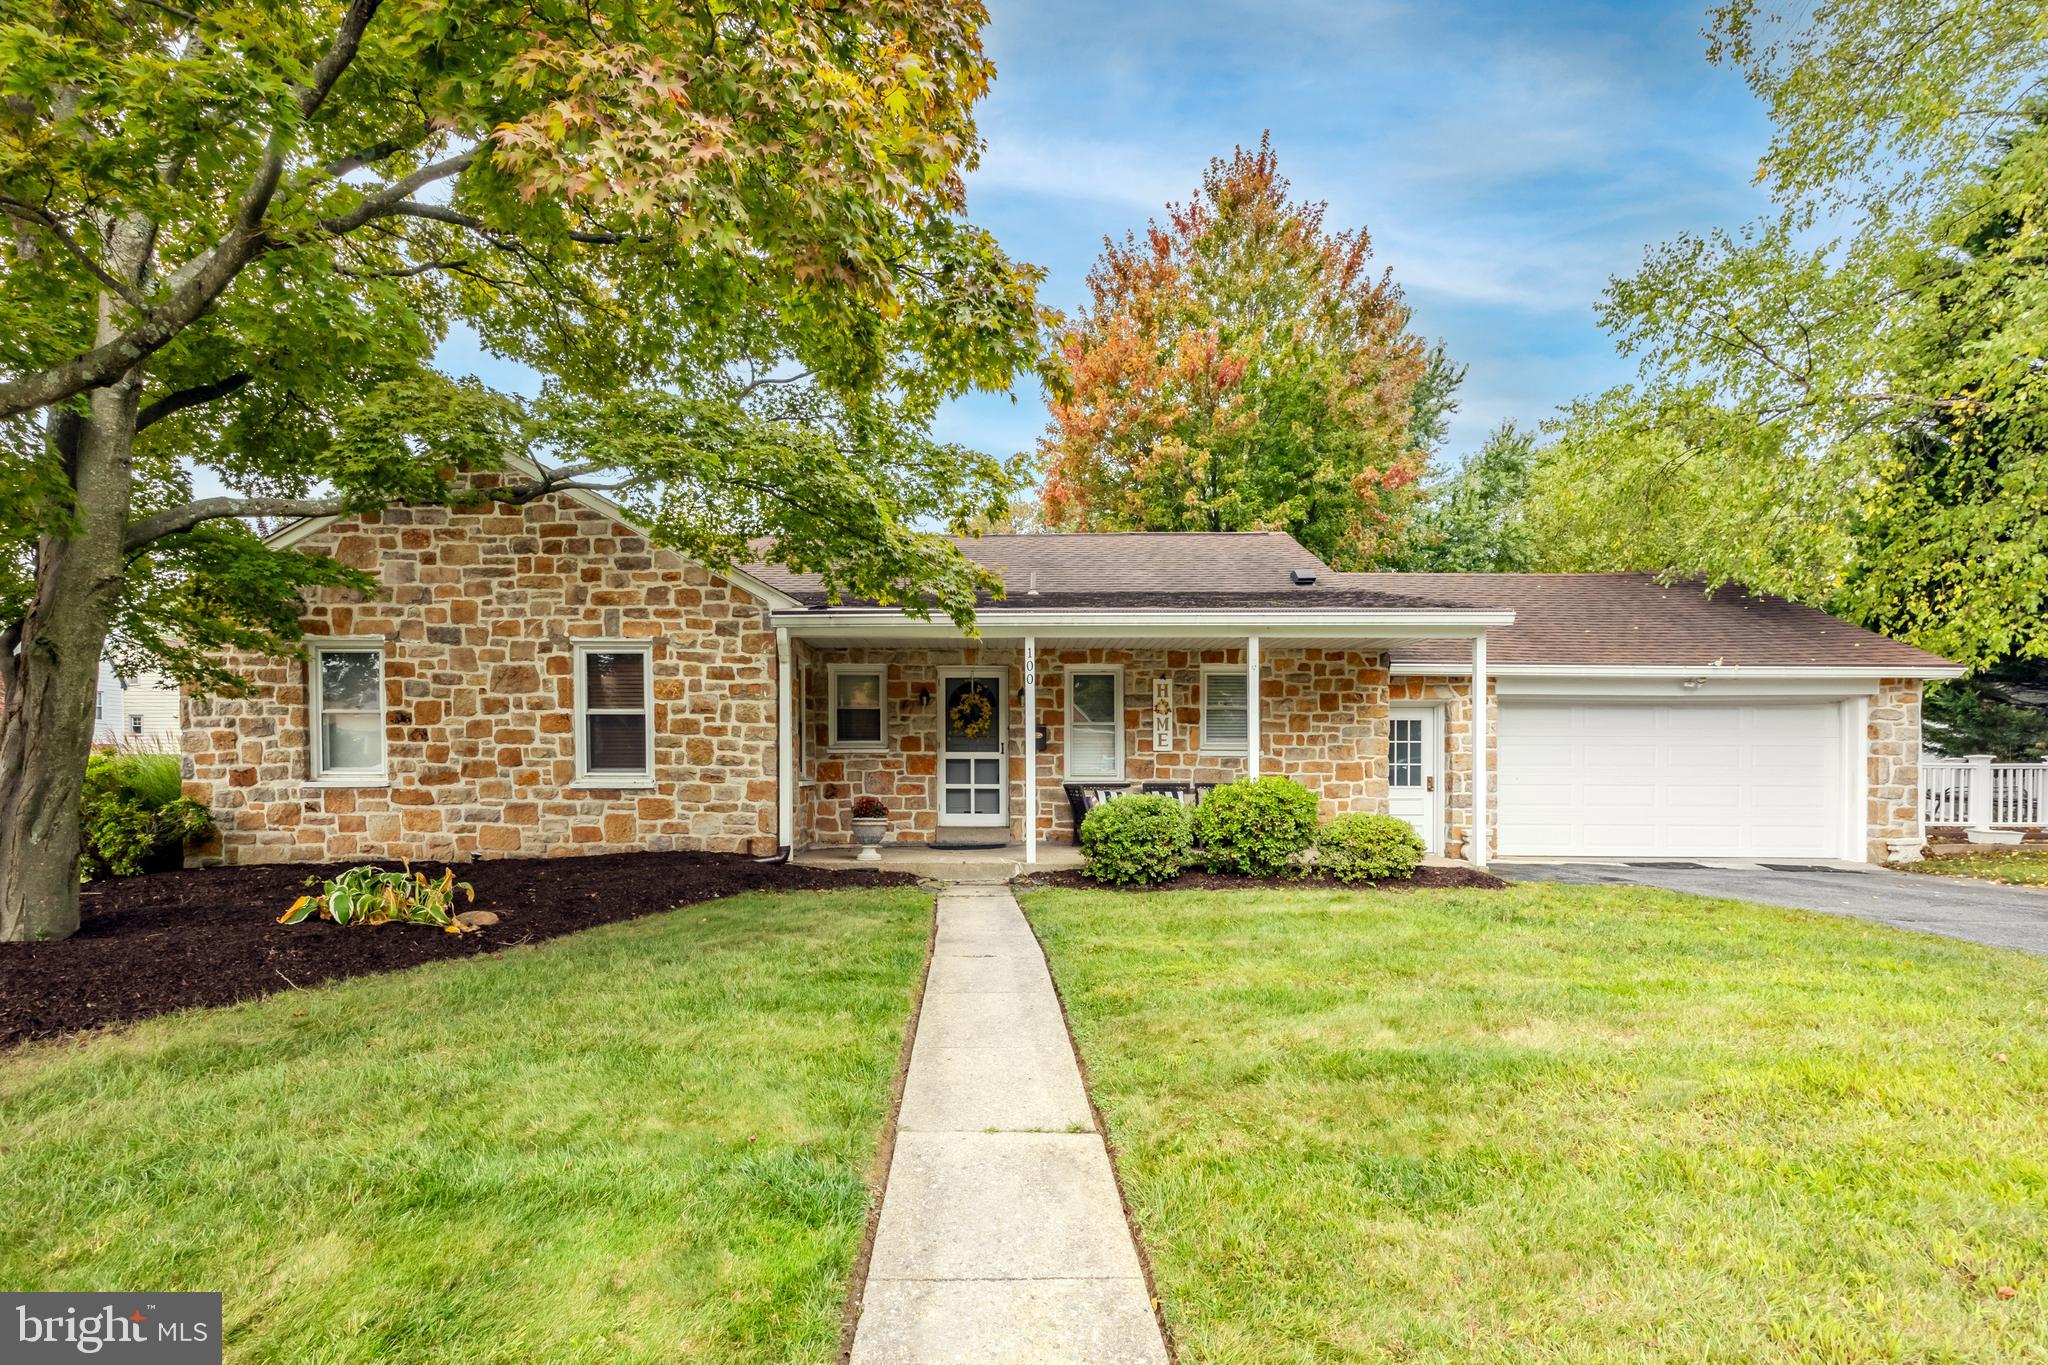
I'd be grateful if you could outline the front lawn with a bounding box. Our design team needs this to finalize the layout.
[1905,849,2048,886]
[0,885,930,1364]
[1024,883,2048,1362]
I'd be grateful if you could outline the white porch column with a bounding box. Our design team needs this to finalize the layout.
[1470,632,1488,869]
[1965,752,1996,832]
[1246,635,1262,780]
[775,627,794,854]
[1023,636,1038,864]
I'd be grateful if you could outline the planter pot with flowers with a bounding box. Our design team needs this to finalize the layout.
[850,796,890,862]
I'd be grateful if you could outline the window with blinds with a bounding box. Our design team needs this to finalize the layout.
[578,646,651,780]
[1202,670,1249,753]
[1067,671,1122,778]
[312,644,385,780]
[830,667,886,749]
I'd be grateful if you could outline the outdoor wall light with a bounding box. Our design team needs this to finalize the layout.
[916,686,933,707]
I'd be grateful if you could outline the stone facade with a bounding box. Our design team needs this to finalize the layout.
[1867,677,1922,860]
[181,488,1928,867]
[184,486,781,865]
[793,644,1392,846]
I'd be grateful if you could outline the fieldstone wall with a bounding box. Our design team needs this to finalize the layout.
[184,484,781,865]
[796,644,1391,846]
[1868,677,1923,858]
[796,642,1025,846]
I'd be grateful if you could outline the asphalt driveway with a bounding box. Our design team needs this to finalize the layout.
[1499,860,2048,956]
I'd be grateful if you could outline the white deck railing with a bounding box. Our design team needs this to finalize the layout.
[1922,755,2048,828]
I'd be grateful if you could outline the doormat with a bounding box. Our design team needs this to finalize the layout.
[1625,861,1708,869]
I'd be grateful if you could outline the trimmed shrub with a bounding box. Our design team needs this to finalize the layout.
[79,752,215,880]
[1314,813,1424,882]
[1080,794,1193,885]
[1191,776,1319,876]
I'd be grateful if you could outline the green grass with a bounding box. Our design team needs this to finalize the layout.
[1904,850,2048,886]
[0,886,931,1364]
[1023,883,2048,1362]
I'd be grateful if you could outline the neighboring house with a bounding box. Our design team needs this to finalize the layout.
[94,660,181,747]
[182,461,1960,868]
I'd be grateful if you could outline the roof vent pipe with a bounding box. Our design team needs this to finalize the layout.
[1027,569,1039,596]
[1290,568,1318,586]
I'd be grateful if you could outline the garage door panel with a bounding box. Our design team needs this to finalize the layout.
[1497,701,1845,859]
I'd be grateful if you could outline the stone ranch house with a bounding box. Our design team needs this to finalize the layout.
[184,473,1959,869]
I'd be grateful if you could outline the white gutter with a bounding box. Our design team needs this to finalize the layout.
[1390,662,1966,682]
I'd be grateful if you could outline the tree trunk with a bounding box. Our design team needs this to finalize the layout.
[0,384,139,941]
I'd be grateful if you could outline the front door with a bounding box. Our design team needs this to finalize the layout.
[940,671,1007,827]
[1388,706,1441,855]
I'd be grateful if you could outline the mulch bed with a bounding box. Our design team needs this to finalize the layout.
[1016,864,1508,894]
[1,852,918,1049]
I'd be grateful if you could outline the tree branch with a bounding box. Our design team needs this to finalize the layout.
[125,495,351,550]
[135,371,255,430]
[0,0,384,421]
[312,150,477,237]
[0,200,149,309]
[384,199,631,245]
[123,461,613,551]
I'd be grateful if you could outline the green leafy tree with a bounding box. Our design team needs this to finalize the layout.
[1038,135,1434,568]
[0,0,1044,940]
[1534,2,2047,671]
[1393,421,1539,572]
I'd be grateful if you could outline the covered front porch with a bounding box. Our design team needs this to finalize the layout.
[768,606,1508,869]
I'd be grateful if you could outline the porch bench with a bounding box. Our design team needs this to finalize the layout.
[1141,781,1216,807]
[1064,782,1133,832]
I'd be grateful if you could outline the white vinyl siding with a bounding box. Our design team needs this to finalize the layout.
[310,643,387,783]
[829,665,887,751]
[1201,669,1249,754]
[575,643,654,784]
[1065,669,1123,780]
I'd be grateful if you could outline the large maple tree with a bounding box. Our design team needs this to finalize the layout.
[0,0,1044,940]
[1038,136,1432,567]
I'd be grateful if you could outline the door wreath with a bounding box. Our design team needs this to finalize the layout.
[948,685,995,739]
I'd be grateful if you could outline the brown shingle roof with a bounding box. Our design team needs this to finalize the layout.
[751,533,1468,612]
[1338,572,1956,672]
[748,533,1955,673]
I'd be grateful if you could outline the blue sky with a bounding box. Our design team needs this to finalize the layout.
[443,0,1783,475]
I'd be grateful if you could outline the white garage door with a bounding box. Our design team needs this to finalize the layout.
[1497,701,1848,859]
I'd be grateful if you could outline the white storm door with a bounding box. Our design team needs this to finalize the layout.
[1387,707,1441,855]
[940,672,1008,827]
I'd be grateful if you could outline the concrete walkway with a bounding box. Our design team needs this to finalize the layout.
[851,885,1169,1365]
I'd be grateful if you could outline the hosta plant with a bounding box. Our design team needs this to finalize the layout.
[280,866,478,933]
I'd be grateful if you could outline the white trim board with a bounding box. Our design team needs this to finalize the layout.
[1390,662,1963,683]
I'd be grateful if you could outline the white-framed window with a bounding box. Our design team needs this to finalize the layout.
[828,664,887,751]
[574,642,654,785]
[1201,667,1250,755]
[1065,667,1124,779]
[310,640,388,784]
[128,714,143,735]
